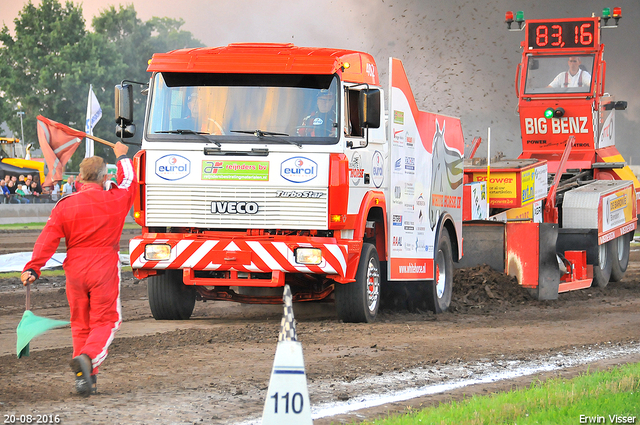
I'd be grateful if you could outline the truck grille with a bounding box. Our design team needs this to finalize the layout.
[145,185,328,229]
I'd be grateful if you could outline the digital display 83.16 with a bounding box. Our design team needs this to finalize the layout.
[527,20,597,49]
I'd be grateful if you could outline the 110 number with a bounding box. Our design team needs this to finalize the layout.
[270,392,304,414]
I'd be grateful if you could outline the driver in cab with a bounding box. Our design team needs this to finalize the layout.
[548,56,591,89]
[183,92,224,135]
[297,89,338,137]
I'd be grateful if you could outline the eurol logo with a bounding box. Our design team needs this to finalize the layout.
[280,156,318,183]
[155,154,191,181]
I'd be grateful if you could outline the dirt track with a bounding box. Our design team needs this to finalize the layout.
[0,230,639,424]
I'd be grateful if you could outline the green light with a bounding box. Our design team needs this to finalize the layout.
[544,108,555,119]
[602,7,611,18]
[515,11,524,22]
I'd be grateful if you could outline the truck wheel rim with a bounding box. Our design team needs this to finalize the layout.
[367,258,380,313]
[436,250,446,298]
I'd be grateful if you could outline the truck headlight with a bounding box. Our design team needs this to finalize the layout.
[295,248,322,265]
[144,244,171,261]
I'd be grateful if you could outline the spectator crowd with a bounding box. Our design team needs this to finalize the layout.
[2,174,76,204]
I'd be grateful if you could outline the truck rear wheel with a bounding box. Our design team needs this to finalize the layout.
[335,243,380,323]
[610,233,631,282]
[592,241,613,288]
[148,270,196,320]
[426,231,453,314]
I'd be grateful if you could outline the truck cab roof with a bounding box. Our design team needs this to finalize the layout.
[147,43,379,85]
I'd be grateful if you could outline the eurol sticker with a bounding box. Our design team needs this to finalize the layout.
[280,157,318,183]
[155,154,191,181]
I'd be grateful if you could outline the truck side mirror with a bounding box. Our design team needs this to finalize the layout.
[116,123,136,138]
[359,89,381,129]
[614,100,627,110]
[115,84,135,138]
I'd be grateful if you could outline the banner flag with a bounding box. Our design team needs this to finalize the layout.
[85,85,102,158]
[36,116,84,187]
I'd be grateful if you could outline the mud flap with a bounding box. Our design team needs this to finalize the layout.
[454,221,505,272]
[537,223,560,301]
[505,222,559,301]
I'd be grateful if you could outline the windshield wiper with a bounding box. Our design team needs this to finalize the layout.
[230,129,288,137]
[230,129,301,148]
[155,129,220,147]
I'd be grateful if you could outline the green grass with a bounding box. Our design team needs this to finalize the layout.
[0,222,141,230]
[0,266,132,279]
[361,363,640,425]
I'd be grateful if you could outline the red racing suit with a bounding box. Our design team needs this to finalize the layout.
[24,155,136,374]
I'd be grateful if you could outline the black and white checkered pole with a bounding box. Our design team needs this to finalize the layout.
[278,284,297,342]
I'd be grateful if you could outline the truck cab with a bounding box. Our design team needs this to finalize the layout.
[119,44,463,323]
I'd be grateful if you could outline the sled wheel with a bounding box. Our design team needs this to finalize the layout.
[592,240,613,288]
[610,233,631,282]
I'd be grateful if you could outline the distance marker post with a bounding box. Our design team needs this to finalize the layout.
[261,284,312,425]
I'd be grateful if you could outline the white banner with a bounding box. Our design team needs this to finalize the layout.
[0,252,130,272]
[85,85,102,158]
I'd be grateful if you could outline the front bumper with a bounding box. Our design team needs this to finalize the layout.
[129,233,357,285]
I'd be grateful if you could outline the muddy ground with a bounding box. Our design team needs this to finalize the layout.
[0,230,639,424]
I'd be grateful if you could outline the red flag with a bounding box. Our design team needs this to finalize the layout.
[37,115,86,187]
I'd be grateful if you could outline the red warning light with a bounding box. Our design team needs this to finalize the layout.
[505,11,514,23]
[612,7,622,18]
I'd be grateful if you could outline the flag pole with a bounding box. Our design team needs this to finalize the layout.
[487,127,491,204]
[84,133,115,148]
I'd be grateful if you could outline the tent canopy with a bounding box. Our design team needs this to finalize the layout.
[0,161,40,180]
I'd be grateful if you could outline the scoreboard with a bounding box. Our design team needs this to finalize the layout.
[527,18,598,50]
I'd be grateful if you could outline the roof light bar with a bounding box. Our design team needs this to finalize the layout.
[602,6,622,27]
[505,10,525,31]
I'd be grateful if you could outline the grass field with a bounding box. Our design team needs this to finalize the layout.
[363,362,640,425]
[0,222,141,230]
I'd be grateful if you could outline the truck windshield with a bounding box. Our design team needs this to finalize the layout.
[524,54,594,95]
[147,73,340,144]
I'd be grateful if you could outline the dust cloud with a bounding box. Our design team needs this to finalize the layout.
[179,0,638,160]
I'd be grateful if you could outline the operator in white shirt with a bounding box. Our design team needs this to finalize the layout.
[548,56,591,90]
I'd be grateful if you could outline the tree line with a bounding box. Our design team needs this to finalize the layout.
[0,0,204,169]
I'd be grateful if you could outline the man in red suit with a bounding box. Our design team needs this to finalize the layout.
[21,141,136,397]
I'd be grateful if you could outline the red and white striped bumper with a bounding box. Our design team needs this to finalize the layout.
[129,235,349,278]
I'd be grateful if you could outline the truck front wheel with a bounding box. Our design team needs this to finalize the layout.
[610,233,631,282]
[426,231,453,314]
[335,243,380,323]
[592,241,613,288]
[148,270,196,320]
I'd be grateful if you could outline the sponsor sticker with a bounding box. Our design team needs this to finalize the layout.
[404,156,415,172]
[349,152,364,186]
[521,168,535,204]
[202,160,269,181]
[155,154,191,181]
[371,151,384,188]
[406,132,415,148]
[393,110,404,125]
[394,157,402,173]
[280,157,318,183]
[393,129,404,146]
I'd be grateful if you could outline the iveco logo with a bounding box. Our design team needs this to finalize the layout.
[211,201,259,214]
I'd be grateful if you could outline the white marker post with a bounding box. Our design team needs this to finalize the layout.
[262,285,312,424]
